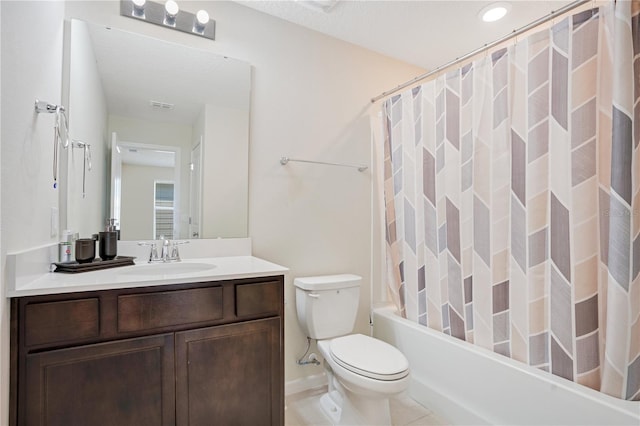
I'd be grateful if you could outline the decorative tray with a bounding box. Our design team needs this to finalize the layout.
[54,256,136,273]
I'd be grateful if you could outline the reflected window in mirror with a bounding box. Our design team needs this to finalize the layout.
[154,181,175,240]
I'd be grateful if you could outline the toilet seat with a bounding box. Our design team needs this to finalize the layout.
[329,334,409,381]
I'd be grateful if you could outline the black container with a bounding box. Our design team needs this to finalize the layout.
[75,238,96,263]
[98,231,118,261]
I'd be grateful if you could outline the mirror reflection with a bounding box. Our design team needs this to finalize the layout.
[113,140,182,240]
[66,19,250,240]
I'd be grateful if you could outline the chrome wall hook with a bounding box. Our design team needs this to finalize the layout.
[34,99,64,114]
[35,99,70,188]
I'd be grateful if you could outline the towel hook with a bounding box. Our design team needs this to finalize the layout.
[35,99,70,188]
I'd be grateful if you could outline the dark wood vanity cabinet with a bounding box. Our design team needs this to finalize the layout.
[175,318,281,425]
[10,276,284,426]
[24,334,176,426]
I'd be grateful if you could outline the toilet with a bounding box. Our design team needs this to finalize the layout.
[294,274,410,425]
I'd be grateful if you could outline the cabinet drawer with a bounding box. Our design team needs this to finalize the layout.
[235,281,281,317]
[24,298,100,347]
[118,287,223,332]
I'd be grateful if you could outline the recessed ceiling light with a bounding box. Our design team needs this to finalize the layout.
[479,2,511,22]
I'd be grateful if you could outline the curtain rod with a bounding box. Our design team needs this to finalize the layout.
[371,0,591,104]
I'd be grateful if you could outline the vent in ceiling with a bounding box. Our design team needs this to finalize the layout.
[149,100,175,110]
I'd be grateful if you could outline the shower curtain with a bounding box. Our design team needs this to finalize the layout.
[381,0,639,400]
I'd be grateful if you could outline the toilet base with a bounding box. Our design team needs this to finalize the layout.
[319,389,393,426]
[339,391,392,426]
[319,391,342,424]
[318,377,394,425]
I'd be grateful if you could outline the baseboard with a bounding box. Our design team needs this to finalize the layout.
[285,373,328,396]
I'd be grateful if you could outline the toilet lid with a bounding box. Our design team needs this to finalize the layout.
[329,334,409,381]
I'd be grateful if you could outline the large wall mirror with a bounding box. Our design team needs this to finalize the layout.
[65,19,250,240]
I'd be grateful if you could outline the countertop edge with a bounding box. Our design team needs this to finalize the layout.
[7,256,289,298]
[7,270,288,298]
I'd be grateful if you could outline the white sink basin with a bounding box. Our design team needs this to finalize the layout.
[122,262,217,276]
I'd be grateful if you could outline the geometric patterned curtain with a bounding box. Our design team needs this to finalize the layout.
[382,1,639,400]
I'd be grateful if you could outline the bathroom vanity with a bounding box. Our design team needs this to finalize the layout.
[8,254,287,426]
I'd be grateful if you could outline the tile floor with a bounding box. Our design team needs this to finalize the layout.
[285,386,449,426]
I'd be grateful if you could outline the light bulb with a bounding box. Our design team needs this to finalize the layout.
[483,6,507,22]
[132,0,145,7]
[165,0,179,18]
[196,10,209,25]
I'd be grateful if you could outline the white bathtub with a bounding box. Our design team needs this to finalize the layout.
[372,305,640,425]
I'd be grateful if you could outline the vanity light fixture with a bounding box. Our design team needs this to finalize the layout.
[120,0,215,41]
[479,2,511,22]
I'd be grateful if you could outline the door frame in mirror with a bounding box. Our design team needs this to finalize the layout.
[188,137,203,239]
[111,136,182,240]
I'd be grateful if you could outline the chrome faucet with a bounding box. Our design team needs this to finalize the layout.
[160,237,170,261]
[138,237,188,263]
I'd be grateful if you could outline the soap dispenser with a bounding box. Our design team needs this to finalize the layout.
[107,218,120,240]
[98,220,118,260]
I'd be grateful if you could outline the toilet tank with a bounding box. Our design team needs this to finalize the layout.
[293,274,361,340]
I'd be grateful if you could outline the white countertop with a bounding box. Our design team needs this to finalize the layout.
[7,256,288,297]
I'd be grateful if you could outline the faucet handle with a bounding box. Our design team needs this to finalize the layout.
[171,245,180,261]
[137,241,158,262]
[169,240,188,261]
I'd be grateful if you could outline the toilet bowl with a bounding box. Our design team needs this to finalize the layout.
[293,275,410,425]
[317,334,410,425]
[320,334,409,393]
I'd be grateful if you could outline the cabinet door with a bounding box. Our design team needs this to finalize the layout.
[24,334,175,426]
[175,318,282,426]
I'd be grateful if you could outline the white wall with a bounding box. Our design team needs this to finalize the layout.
[0,5,423,420]
[223,4,423,383]
[201,104,249,238]
[121,164,174,240]
[0,1,66,423]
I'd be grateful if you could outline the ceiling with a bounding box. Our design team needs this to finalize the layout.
[78,1,578,126]
[237,0,575,70]
[82,20,251,125]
